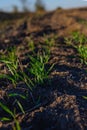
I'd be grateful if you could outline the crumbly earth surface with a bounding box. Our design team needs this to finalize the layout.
[0,7,87,130]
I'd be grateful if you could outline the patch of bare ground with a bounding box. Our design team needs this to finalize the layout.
[0,7,87,130]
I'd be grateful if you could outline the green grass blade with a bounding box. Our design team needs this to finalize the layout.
[0,117,11,121]
[83,96,87,100]
[15,119,21,130]
[8,93,27,100]
[16,101,25,114]
[0,102,14,118]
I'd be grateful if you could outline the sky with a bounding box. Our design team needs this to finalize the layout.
[0,0,87,12]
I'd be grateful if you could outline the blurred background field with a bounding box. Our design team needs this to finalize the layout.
[0,0,87,12]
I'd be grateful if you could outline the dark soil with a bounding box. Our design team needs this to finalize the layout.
[0,7,87,130]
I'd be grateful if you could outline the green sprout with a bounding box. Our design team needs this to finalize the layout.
[76,45,87,64]
[72,31,87,45]
[0,47,34,90]
[0,102,21,130]
[28,40,35,52]
[29,52,54,85]
[0,47,19,87]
